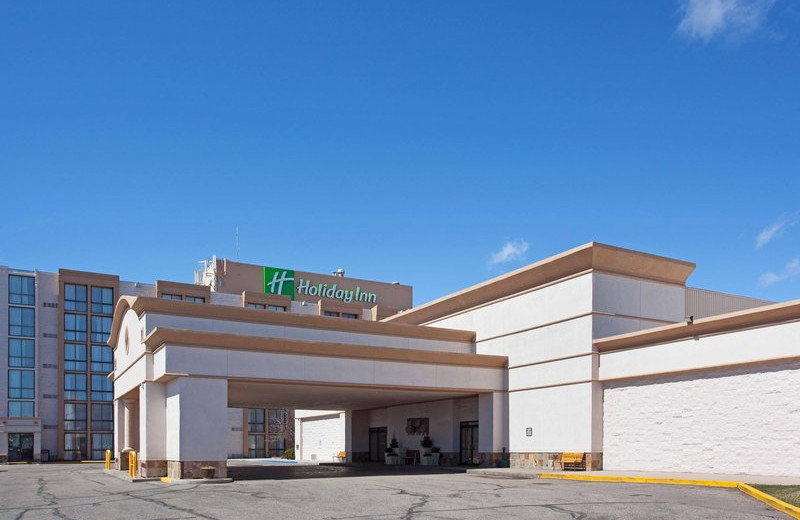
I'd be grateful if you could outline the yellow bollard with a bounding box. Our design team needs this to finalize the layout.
[105,450,111,471]
[128,451,137,478]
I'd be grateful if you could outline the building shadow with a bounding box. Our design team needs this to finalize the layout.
[227,462,468,481]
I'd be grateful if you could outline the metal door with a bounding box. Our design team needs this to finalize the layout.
[8,433,34,462]
[369,427,387,462]
[460,421,479,465]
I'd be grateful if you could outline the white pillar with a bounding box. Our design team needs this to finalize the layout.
[139,382,167,477]
[165,377,228,479]
[122,399,135,450]
[479,392,508,460]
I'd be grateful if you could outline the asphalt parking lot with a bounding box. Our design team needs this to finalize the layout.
[0,463,790,519]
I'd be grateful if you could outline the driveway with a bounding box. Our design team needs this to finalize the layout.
[0,463,790,519]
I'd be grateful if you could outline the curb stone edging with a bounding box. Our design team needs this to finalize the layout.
[537,473,800,519]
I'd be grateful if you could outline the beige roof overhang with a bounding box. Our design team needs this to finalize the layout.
[385,242,696,325]
[108,296,476,350]
[143,327,507,369]
[595,299,800,352]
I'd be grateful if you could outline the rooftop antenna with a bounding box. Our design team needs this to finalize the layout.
[235,227,240,261]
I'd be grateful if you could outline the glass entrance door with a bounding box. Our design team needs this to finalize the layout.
[460,421,479,465]
[8,433,34,462]
[368,427,387,462]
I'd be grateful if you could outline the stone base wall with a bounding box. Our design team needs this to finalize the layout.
[140,459,167,478]
[167,460,227,479]
[510,452,602,471]
[0,455,7,463]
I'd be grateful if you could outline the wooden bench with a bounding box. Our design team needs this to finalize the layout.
[554,452,586,471]
[334,451,347,462]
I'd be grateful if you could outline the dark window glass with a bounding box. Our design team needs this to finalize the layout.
[248,435,265,458]
[91,287,114,314]
[268,436,286,457]
[64,313,87,341]
[64,343,87,371]
[91,374,112,401]
[160,294,182,301]
[185,296,205,303]
[9,338,35,368]
[64,373,87,400]
[91,404,113,431]
[64,284,88,312]
[64,433,87,460]
[248,408,265,433]
[342,312,358,320]
[246,303,266,309]
[8,401,34,416]
[91,433,113,460]
[268,305,286,312]
[64,403,87,430]
[323,311,340,317]
[268,409,287,434]
[91,345,113,373]
[9,275,35,305]
[9,307,35,337]
[9,369,35,399]
[90,316,112,343]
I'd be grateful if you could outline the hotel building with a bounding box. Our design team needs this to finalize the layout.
[4,243,800,479]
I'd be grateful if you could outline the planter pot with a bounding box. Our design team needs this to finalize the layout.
[200,466,215,479]
[385,455,399,465]
[422,447,432,456]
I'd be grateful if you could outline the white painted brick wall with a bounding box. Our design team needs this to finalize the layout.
[300,415,344,462]
[603,359,800,477]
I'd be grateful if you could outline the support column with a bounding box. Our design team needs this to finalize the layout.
[478,392,508,467]
[139,382,167,477]
[165,377,228,479]
[116,399,134,471]
[344,410,369,463]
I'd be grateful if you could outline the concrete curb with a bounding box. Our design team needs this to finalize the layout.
[537,473,800,519]
[102,469,161,483]
[160,477,233,484]
[738,484,800,520]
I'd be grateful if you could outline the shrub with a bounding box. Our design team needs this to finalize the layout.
[283,447,295,460]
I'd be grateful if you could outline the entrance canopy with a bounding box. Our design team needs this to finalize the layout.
[108,296,507,478]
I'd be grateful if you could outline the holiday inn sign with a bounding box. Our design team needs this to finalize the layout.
[263,266,378,304]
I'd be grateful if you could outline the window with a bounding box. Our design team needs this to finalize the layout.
[91,433,113,460]
[9,307,35,337]
[9,275,35,305]
[64,373,87,400]
[91,287,114,314]
[64,433,87,461]
[9,369,34,399]
[268,305,286,312]
[8,401,34,417]
[91,404,113,430]
[160,293,182,301]
[64,403,87,431]
[248,408,265,433]
[90,316,112,343]
[268,436,286,457]
[248,435,265,458]
[324,310,357,319]
[185,296,205,303]
[91,374,112,401]
[64,343,87,371]
[342,312,358,320]
[268,409,287,434]
[64,313,87,341]
[91,345,113,373]
[9,338,35,368]
[246,303,266,309]
[323,311,340,318]
[64,284,88,312]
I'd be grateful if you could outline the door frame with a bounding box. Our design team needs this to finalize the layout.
[459,420,479,465]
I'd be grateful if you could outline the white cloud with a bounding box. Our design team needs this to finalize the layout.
[759,257,800,286]
[488,239,529,267]
[677,0,776,43]
[755,213,797,248]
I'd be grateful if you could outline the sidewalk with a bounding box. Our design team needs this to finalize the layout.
[466,468,800,486]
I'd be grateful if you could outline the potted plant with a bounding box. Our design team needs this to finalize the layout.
[420,436,433,456]
[384,447,397,465]
[430,446,441,466]
[389,436,399,455]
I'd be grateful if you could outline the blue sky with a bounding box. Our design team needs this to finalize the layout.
[1,1,798,306]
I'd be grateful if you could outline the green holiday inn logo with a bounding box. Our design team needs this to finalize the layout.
[263,266,295,299]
